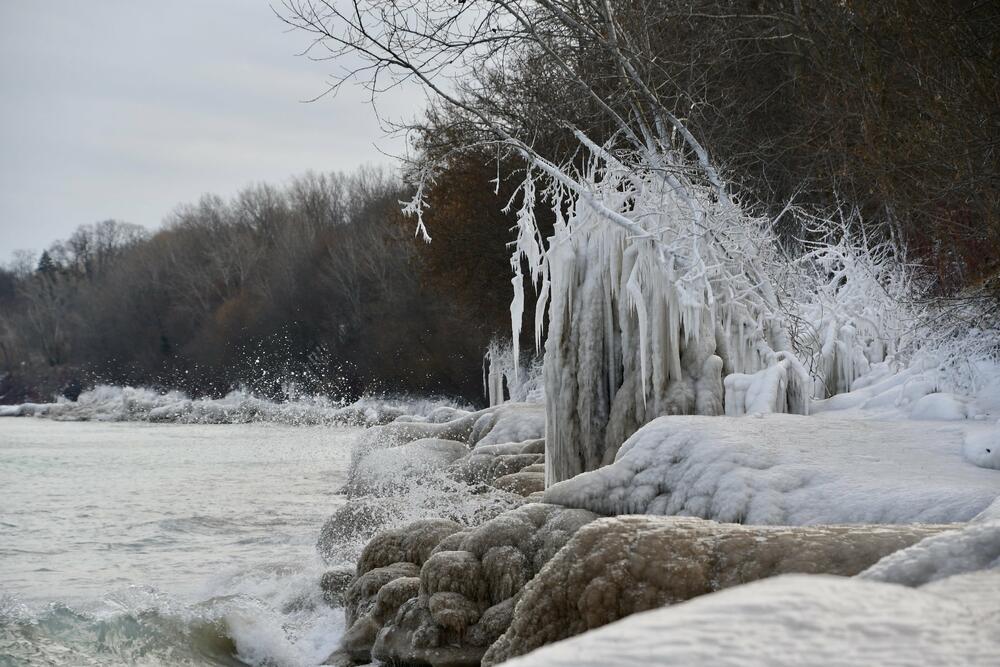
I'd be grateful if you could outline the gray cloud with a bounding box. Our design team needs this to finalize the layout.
[0,0,418,262]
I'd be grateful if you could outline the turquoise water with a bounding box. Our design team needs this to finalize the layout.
[0,419,358,666]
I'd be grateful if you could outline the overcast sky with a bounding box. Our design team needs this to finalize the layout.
[0,1,418,263]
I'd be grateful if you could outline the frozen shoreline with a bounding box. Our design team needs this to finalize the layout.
[320,395,1000,667]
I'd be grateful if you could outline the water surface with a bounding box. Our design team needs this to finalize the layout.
[0,419,357,666]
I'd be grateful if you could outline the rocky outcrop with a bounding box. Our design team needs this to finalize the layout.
[448,439,545,488]
[333,504,598,666]
[483,516,950,665]
[494,571,1000,667]
[322,408,548,567]
[339,519,465,663]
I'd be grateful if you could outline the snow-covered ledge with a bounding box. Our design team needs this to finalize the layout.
[543,414,999,524]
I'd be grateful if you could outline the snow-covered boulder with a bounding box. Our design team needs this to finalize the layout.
[346,403,545,495]
[448,439,545,488]
[468,403,546,448]
[485,516,946,665]
[544,414,1000,523]
[497,571,1000,667]
[964,428,1000,470]
[859,519,1000,586]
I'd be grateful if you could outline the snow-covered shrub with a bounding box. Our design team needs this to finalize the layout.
[773,218,925,398]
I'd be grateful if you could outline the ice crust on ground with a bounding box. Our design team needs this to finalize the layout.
[0,384,471,427]
[499,572,1000,667]
[484,515,948,665]
[544,414,1000,523]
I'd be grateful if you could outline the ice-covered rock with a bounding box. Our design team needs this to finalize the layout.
[485,516,946,664]
[859,519,1000,586]
[347,403,545,495]
[320,566,356,607]
[341,561,423,662]
[356,519,465,576]
[468,403,546,448]
[544,414,1000,523]
[336,504,597,666]
[963,428,1000,470]
[449,445,544,488]
[492,471,545,497]
[317,498,406,564]
[498,572,1000,667]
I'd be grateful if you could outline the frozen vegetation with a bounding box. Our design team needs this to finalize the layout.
[306,116,1000,664]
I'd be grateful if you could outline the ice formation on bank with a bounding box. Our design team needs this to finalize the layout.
[544,414,999,523]
[499,128,937,484]
[527,157,797,484]
[484,339,544,407]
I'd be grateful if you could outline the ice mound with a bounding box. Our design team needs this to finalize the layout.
[0,384,472,427]
[544,414,1000,523]
[485,516,946,664]
[499,571,1000,667]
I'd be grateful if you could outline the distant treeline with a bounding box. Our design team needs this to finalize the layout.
[5,0,997,403]
[0,166,523,404]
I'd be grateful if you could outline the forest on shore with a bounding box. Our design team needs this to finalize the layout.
[1,0,996,405]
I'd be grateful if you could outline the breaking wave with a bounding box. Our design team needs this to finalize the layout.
[0,556,345,667]
[0,384,472,427]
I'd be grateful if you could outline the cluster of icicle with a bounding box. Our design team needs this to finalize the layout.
[483,339,544,407]
[502,138,817,484]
